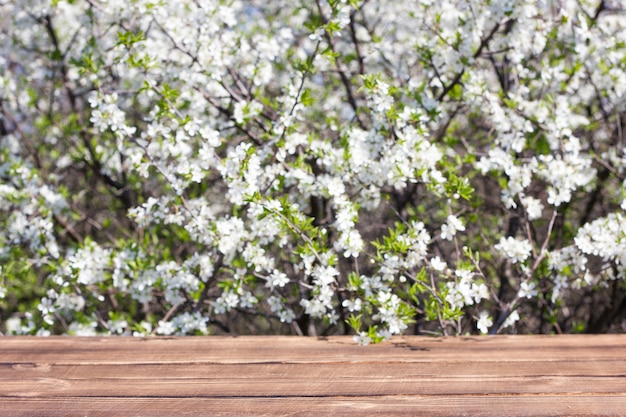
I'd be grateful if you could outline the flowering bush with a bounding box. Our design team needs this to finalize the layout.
[1,0,626,343]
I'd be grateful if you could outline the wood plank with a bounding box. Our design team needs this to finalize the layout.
[2,375,625,397]
[2,364,626,397]
[5,360,626,379]
[1,334,624,363]
[0,335,625,416]
[2,396,626,417]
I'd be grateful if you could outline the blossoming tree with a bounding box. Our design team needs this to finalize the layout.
[1,0,626,342]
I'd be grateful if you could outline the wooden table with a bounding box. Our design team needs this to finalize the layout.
[1,335,625,416]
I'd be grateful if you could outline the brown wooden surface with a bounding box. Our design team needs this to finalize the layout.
[0,335,625,416]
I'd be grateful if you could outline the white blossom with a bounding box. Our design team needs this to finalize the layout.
[518,281,538,299]
[495,237,533,264]
[440,215,465,241]
[2,0,625,341]
[477,311,493,334]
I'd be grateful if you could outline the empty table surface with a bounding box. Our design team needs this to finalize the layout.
[1,334,625,416]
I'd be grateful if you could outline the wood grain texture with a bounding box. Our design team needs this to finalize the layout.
[1,335,625,416]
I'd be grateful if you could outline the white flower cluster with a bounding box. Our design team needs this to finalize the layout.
[495,237,533,264]
[156,312,209,336]
[441,215,465,241]
[446,269,489,310]
[575,213,626,266]
[2,0,626,339]
[0,159,65,260]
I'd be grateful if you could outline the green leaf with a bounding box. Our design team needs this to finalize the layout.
[346,314,362,332]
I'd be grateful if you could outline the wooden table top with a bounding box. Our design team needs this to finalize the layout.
[1,334,625,416]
